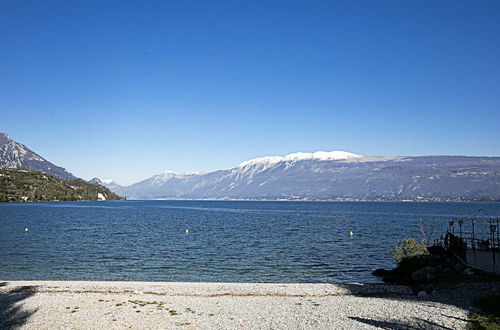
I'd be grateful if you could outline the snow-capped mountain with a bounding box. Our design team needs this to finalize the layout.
[101,151,500,201]
[88,178,102,185]
[89,178,126,195]
[0,133,75,179]
[238,151,362,168]
[89,178,118,185]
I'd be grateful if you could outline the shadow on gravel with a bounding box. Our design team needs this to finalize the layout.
[348,316,454,329]
[335,281,499,329]
[0,282,38,329]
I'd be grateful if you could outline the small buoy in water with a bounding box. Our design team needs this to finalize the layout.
[24,228,29,232]
[349,231,353,236]
[185,229,189,234]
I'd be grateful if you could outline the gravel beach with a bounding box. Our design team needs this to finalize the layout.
[0,280,493,329]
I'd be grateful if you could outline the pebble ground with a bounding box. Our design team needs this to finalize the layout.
[1,280,493,329]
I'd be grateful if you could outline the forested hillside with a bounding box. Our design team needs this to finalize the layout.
[0,168,124,202]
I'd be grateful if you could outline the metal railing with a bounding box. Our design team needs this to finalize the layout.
[447,209,500,272]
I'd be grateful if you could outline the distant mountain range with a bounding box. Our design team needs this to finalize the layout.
[0,133,75,179]
[97,151,500,201]
[2,132,499,201]
[88,178,125,193]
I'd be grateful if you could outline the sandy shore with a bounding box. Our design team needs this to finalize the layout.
[0,280,491,329]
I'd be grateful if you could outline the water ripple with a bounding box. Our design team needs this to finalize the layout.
[1,200,499,283]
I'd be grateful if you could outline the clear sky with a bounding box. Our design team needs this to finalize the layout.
[1,1,499,185]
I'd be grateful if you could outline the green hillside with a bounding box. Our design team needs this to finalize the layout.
[0,168,125,202]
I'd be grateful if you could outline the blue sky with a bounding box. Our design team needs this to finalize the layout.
[1,1,499,185]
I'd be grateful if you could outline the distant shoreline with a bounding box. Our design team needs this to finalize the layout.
[144,198,500,203]
[2,198,499,203]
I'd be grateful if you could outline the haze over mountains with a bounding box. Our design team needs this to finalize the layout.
[1,133,499,201]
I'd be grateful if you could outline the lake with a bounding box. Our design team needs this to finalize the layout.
[1,200,499,283]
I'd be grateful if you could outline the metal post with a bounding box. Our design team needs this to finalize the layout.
[496,218,500,249]
[472,219,476,265]
[490,220,496,268]
[493,218,500,272]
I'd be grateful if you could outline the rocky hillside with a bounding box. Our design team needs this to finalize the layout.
[0,133,75,179]
[0,168,124,202]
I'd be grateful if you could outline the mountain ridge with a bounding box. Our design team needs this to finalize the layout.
[97,152,500,201]
[2,133,498,202]
[0,133,75,179]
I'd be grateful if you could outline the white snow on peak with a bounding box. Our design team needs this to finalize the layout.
[151,171,177,182]
[162,170,178,176]
[153,170,205,181]
[101,179,116,184]
[183,171,207,176]
[238,151,363,168]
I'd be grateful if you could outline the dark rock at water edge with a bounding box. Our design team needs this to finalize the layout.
[372,246,479,294]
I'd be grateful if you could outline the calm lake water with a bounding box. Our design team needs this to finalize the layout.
[1,201,499,283]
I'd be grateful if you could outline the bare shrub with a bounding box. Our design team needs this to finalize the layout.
[391,238,429,264]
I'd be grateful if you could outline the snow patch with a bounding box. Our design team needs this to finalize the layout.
[154,170,206,181]
[238,151,363,168]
